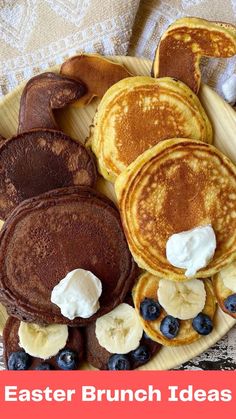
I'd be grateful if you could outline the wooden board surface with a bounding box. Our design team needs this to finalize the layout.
[0,56,236,370]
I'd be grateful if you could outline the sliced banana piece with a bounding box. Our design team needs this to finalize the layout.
[18,322,68,359]
[95,303,143,354]
[219,261,236,293]
[0,303,8,335]
[158,278,206,320]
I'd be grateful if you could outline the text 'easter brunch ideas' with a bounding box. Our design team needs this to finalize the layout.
[1,385,233,403]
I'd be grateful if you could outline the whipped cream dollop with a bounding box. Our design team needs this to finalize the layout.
[51,269,102,320]
[166,225,216,277]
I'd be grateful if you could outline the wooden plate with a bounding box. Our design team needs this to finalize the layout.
[0,56,236,370]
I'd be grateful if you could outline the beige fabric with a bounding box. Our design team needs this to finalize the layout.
[0,0,236,97]
[0,0,140,95]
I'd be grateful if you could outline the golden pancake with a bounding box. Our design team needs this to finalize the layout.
[213,262,236,319]
[133,272,216,346]
[152,17,236,93]
[115,138,236,281]
[89,76,212,182]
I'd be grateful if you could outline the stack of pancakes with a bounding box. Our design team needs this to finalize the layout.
[87,17,236,351]
[1,16,236,370]
[0,66,140,370]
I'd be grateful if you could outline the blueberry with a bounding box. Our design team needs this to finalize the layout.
[140,298,161,321]
[160,315,180,339]
[108,354,131,370]
[56,349,78,370]
[224,294,236,313]
[8,350,32,370]
[192,313,213,335]
[130,345,151,364]
[35,363,54,370]
[143,331,152,341]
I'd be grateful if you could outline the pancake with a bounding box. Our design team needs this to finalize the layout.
[60,53,132,107]
[89,76,212,182]
[3,317,84,370]
[152,17,236,93]
[18,72,86,133]
[213,262,236,319]
[133,273,216,346]
[0,186,137,326]
[0,129,97,220]
[115,138,236,281]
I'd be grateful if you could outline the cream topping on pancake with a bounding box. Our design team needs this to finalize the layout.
[51,269,102,320]
[166,225,216,277]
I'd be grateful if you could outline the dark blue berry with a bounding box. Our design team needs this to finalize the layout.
[35,363,54,370]
[8,350,32,370]
[130,345,151,364]
[143,331,152,341]
[140,298,161,321]
[56,348,78,370]
[160,315,180,339]
[224,294,236,313]
[192,313,213,335]
[108,354,131,370]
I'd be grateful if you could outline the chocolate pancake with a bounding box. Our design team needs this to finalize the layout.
[85,319,161,370]
[0,129,97,219]
[0,186,137,326]
[3,317,84,370]
[18,72,86,133]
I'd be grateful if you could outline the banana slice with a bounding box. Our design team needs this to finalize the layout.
[95,303,143,354]
[0,303,8,336]
[158,278,206,320]
[219,262,236,292]
[18,322,68,359]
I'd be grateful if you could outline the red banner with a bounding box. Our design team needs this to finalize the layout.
[0,371,234,418]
